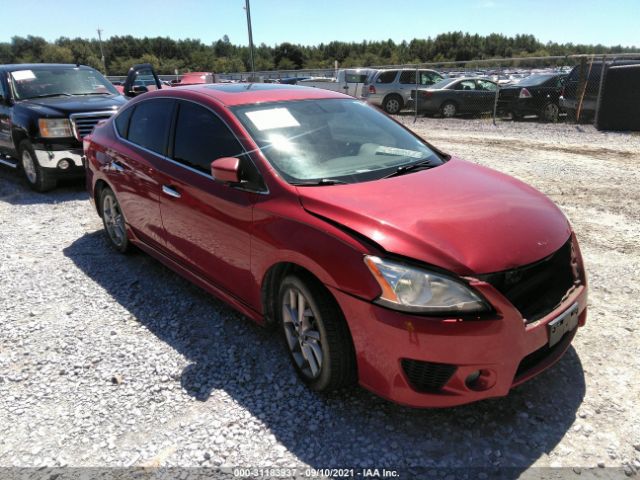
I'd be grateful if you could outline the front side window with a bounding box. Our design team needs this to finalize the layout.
[9,67,118,100]
[233,99,444,185]
[127,99,174,155]
[172,101,244,173]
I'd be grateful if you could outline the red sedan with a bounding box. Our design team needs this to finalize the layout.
[84,84,587,407]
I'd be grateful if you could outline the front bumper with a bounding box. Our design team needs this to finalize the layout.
[329,281,587,408]
[34,147,85,176]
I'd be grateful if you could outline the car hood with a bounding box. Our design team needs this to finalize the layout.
[297,158,571,275]
[19,94,126,116]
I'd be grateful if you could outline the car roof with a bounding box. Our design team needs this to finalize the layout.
[0,63,95,71]
[145,83,349,107]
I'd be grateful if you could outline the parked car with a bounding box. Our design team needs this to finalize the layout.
[173,71,216,86]
[560,59,640,121]
[498,73,566,122]
[408,77,498,117]
[85,84,587,408]
[0,63,126,191]
[361,68,444,114]
[298,69,375,97]
[279,76,311,85]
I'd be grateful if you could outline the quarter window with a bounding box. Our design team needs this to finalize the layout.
[114,106,134,138]
[127,99,174,154]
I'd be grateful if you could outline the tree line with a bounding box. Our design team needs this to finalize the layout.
[0,32,635,75]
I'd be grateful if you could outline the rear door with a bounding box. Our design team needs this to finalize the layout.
[155,100,262,300]
[106,98,175,249]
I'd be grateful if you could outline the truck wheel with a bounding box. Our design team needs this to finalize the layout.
[19,140,57,192]
[383,95,403,114]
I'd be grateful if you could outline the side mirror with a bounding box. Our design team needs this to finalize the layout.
[211,157,240,184]
[132,85,149,94]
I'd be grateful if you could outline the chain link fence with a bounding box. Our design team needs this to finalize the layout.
[107,53,640,129]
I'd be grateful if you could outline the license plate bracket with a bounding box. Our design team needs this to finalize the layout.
[548,303,579,347]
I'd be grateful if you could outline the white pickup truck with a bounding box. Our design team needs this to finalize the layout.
[297,69,375,98]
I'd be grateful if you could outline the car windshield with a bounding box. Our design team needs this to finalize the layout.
[10,67,119,100]
[233,99,444,184]
[517,74,556,86]
[430,78,458,89]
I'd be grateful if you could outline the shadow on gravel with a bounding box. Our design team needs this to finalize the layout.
[64,230,585,477]
[0,166,87,205]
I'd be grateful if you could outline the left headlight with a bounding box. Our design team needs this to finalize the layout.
[364,255,490,314]
[38,118,73,138]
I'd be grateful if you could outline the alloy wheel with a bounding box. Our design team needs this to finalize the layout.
[385,98,400,114]
[102,194,126,247]
[443,103,457,118]
[282,287,324,379]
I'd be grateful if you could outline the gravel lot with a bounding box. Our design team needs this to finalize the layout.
[1,118,639,477]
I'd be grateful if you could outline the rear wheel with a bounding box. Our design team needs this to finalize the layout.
[382,95,403,114]
[278,273,356,391]
[100,187,131,253]
[540,102,559,123]
[19,140,56,192]
[441,101,458,118]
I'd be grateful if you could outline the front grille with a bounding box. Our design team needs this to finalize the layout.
[477,239,580,324]
[70,111,115,140]
[401,359,457,393]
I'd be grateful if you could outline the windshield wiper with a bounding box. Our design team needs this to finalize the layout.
[381,159,435,179]
[27,93,73,98]
[290,178,348,186]
[74,92,113,96]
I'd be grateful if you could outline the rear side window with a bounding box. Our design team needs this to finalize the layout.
[128,99,174,154]
[376,71,397,84]
[172,101,244,174]
[455,80,476,90]
[114,107,133,138]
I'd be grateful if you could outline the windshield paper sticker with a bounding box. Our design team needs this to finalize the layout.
[11,70,36,82]
[376,146,424,158]
[246,108,300,131]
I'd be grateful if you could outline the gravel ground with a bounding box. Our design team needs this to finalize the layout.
[1,118,639,477]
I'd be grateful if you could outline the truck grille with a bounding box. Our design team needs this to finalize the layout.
[477,238,580,324]
[70,111,115,140]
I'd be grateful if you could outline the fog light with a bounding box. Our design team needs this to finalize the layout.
[57,159,70,170]
[465,369,496,391]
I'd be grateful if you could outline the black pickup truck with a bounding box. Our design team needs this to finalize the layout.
[0,63,127,191]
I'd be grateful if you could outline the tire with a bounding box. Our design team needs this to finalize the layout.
[19,140,57,192]
[440,101,458,118]
[99,187,131,253]
[540,102,559,123]
[278,273,357,391]
[382,95,403,115]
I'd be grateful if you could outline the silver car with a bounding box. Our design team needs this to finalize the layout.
[361,68,444,114]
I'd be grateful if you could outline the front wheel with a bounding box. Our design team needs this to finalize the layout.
[278,273,356,391]
[100,187,131,253]
[19,140,57,192]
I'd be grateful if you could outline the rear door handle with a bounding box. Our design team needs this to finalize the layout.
[111,161,125,172]
[162,185,181,198]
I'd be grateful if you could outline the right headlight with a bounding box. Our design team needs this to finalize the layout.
[364,255,490,314]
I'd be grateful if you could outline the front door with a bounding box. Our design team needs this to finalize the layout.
[0,75,12,154]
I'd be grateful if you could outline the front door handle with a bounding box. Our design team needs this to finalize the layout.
[162,185,181,198]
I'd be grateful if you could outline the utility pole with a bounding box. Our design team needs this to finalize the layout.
[97,28,107,75]
[244,0,256,81]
